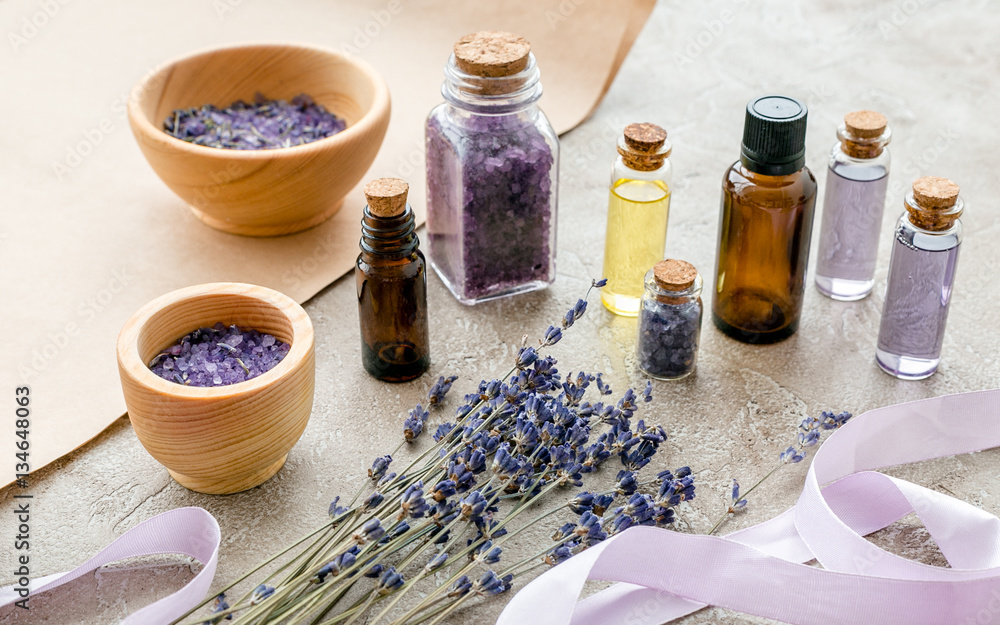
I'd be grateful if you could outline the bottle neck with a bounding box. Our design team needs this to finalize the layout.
[618,136,671,172]
[360,206,418,259]
[837,122,891,159]
[902,191,964,233]
[441,53,543,115]
[740,150,806,177]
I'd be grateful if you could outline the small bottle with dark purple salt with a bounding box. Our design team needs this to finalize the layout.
[815,110,892,300]
[425,31,559,305]
[356,178,430,382]
[876,177,964,380]
[637,260,703,380]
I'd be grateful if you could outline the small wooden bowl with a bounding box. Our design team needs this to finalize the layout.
[128,43,391,236]
[117,283,315,494]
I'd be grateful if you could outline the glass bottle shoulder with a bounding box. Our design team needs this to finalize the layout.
[895,214,962,252]
[610,156,672,188]
[723,161,817,207]
[828,142,891,181]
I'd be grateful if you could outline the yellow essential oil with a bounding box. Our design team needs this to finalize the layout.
[601,177,671,316]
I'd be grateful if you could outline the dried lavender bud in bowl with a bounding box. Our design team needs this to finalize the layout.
[163,93,347,150]
[149,322,290,386]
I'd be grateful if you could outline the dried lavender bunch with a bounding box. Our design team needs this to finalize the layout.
[175,279,694,625]
[708,410,853,536]
[164,92,347,150]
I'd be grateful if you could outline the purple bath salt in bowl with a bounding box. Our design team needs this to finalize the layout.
[163,93,347,150]
[149,323,290,386]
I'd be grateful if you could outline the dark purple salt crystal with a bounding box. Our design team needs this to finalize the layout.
[426,113,554,301]
[637,298,702,380]
[163,93,347,150]
[149,323,290,387]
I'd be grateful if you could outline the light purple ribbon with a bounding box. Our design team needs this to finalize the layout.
[498,388,1000,625]
[0,506,219,624]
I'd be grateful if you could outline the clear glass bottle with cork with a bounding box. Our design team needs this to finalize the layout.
[815,110,892,300]
[356,178,430,382]
[601,122,673,317]
[637,259,703,380]
[425,31,559,305]
[712,95,817,344]
[876,176,964,380]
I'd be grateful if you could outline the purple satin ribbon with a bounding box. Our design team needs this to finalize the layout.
[498,388,1000,625]
[0,506,219,624]
[4,390,999,623]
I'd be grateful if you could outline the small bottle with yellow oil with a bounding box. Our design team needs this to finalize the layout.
[600,123,672,316]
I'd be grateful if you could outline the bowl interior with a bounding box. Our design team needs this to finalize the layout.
[136,44,377,136]
[138,292,295,366]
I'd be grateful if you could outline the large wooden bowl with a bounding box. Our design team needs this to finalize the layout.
[117,283,315,494]
[128,43,391,236]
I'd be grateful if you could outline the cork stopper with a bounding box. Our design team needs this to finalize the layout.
[653,259,697,291]
[364,178,409,218]
[844,110,887,139]
[453,31,531,77]
[839,110,890,159]
[907,177,962,231]
[619,123,671,172]
[912,176,960,209]
[623,123,667,152]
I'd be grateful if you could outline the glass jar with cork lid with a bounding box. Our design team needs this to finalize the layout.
[876,176,964,380]
[425,31,559,305]
[815,110,892,301]
[601,122,673,317]
[637,259,703,380]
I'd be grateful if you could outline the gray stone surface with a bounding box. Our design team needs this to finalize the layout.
[3,0,999,623]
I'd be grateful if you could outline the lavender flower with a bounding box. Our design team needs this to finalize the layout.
[376,567,405,595]
[314,550,357,583]
[354,519,385,544]
[472,540,503,564]
[404,405,430,442]
[249,584,274,605]
[516,346,539,369]
[428,375,458,406]
[562,299,588,329]
[730,479,748,511]
[544,543,575,565]
[542,325,563,346]
[474,570,513,596]
[425,552,449,572]
[399,481,429,519]
[448,575,473,598]
[203,593,232,623]
[328,496,348,520]
[369,455,392,481]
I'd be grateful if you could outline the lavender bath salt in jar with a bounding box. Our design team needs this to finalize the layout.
[425,31,559,304]
[876,177,964,380]
[637,260,703,380]
[815,110,892,300]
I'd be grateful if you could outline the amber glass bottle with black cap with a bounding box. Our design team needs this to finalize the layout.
[356,178,430,382]
[712,95,818,343]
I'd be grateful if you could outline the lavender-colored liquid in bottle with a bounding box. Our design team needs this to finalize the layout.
[876,220,960,379]
[815,162,888,299]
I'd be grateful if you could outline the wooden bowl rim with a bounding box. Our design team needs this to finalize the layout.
[117,282,314,399]
[127,41,391,160]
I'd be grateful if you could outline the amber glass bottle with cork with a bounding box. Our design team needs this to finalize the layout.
[712,96,817,344]
[356,178,430,382]
[601,122,673,317]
